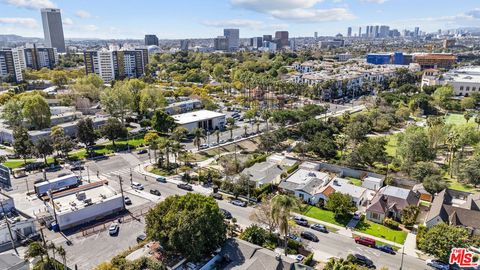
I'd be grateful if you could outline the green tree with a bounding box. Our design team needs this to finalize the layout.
[51,125,74,158]
[52,70,68,87]
[432,86,454,109]
[344,121,371,144]
[21,94,51,129]
[151,110,176,133]
[458,156,480,186]
[397,126,435,172]
[307,132,338,159]
[145,193,226,261]
[411,162,441,183]
[1,98,23,127]
[34,137,53,165]
[325,192,357,218]
[76,118,97,148]
[13,126,33,164]
[419,223,470,262]
[461,97,476,111]
[100,83,133,124]
[401,205,419,227]
[240,224,268,246]
[170,126,188,142]
[271,195,299,256]
[346,137,387,168]
[422,174,448,194]
[101,118,128,148]
[139,87,166,115]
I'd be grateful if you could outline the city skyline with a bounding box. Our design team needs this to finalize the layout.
[0,0,479,39]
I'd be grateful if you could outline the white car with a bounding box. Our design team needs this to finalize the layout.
[131,182,144,190]
[108,223,119,235]
[287,254,304,262]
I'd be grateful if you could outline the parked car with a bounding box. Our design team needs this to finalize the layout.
[124,196,132,205]
[220,208,232,219]
[177,183,193,191]
[109,223,119,235]
[293,216,308,226]
[137,149,148,155]
[131,182,144,190]
[351,254,375,269]
[136,233,147,243]
[156,176,167,183]
[310,223,328,233]
[354,236,376,248]
[150,189,161,196]
[211,193,223,200]
[199,144,209,150]
[300,231,319,242]
[230,199,247,207]
[288,234,302,242]
[288,254,304,262]
[376,245,395,255]
[426,259,450,270]
[219,139,226,144]
[352,211,362,220]
[57,173,68,178]
[45,164,62,172]
[234,136,242,140]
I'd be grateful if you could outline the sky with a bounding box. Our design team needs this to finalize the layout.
[0,0,479,39]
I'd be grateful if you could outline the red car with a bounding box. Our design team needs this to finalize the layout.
[354,236,376,248]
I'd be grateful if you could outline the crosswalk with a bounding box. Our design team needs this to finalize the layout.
[98,168,134,179]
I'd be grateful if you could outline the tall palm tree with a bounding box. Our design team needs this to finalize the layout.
[214,130,220,144]
[271,195,299,256]
[446,131,459,177]
[243,125,248,137]
[261,110,271,132]
[192,128,206,150]
[25,242,47,264]
[56,246,66,269]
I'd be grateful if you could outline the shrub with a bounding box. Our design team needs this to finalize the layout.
[383,218,400,229]
[303,253,314,266]
[416,225,427,247]
[287,239,302,252]
[287,163,299,174]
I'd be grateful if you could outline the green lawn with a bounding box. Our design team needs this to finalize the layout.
[2,157,55,169]
[447,177,480,193]
[354,220,407,244]
[346,177,362,187]
[149,167,177,177]
[445,113,475,126]
[384,134,398,157]
[301,206,351,227]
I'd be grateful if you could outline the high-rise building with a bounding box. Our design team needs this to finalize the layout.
[180,40,190,51]
[314,32,318,39]
[19,45,58,70]
[369,26,374,38]
[347,27,352,37]
[214,36,228,51]
[275,31,289,49]
[379,25,390,38]
[414,27,420,37]
[41,8,66,53]
[144,35,159,46]
[358,27,362,37]
[223,29,239,51]
[0,49,23,82]
[250,37,263,49]
[263,35,273,42]
[374,25,380,38]
[83,48,149,83]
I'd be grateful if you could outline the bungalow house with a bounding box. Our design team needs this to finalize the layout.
[318,177,368,207]
[366,186,420,224]
[278,162,331,205]
[425,189,480,235]
[239,154,297,188]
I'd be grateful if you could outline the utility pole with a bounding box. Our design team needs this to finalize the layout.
[0,200,18,255]
[49,190,59,231]
[129,168,133,184]
[399,244,405,270]
[118,175,125,210]
[86,166,90,183]
[25,178,29,194]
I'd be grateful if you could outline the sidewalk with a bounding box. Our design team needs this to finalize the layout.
[296,213,409,250]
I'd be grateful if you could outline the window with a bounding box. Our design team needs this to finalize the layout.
[473,87,477,91]
[371,212,380,220]
[466,87,470,91]
[460,86,464,91]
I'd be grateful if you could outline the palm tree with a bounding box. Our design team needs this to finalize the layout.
[255,120,260,133]
[271,195,299,256]
[56,246,66,269]
[214,130,220,144]
[48,242,56,261]
[475,112,480,130]
[25,242,47,264]
[192,128,206,150]
[261,110,271,132]
[446,131,459,177]
[243,125,248,137]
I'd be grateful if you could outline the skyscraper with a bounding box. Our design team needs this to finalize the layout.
[223,29,239,51]
[414,27,420,37]
[275,31,289,49]
[144,35,159,46]
[314,32,318,39]
[358,27,362,37]
[374,25,380,38]
[214,36,228,51]
[263,35,273,42]
[180,40,190,51]
[347,27,352,37]
[41,8,66,53]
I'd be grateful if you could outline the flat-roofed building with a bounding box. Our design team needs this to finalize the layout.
[47,184,123,230]
[413,53,456,70]
[172,110,225,132]
[0,193,36,248]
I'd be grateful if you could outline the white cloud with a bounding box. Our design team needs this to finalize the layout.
[63,17,73,25]
[3,0,55,10]
[271,8,355,22]
[202,19,263,29]
[75,10,92,19]
[360,0,387,3]
[0,17,37,28]
[231,0,323,13]
[231,0,354,23]
[83,24,98,31]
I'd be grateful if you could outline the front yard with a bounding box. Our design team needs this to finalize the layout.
[355,220,407,244]
[301,206,351,227]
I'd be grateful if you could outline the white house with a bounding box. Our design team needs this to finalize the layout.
[362,176,384,191]
[172,110,226,133]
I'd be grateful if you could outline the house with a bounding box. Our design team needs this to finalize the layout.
[216,238,310,270]
[278,162,331,205]
[412,183,433,202]
[318,177,368,207]
[362,176,383,191]
[239,155,296,188]
[425,189,480,235]
[366,186,420,223]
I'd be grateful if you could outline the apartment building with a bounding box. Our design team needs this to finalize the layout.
[0,49,23,82]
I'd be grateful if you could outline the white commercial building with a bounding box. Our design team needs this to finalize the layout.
[47,184,123,230]
[0,193,36,248]
[421,66,480,96]
[172,110,226,132]
[96,50,115,83]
